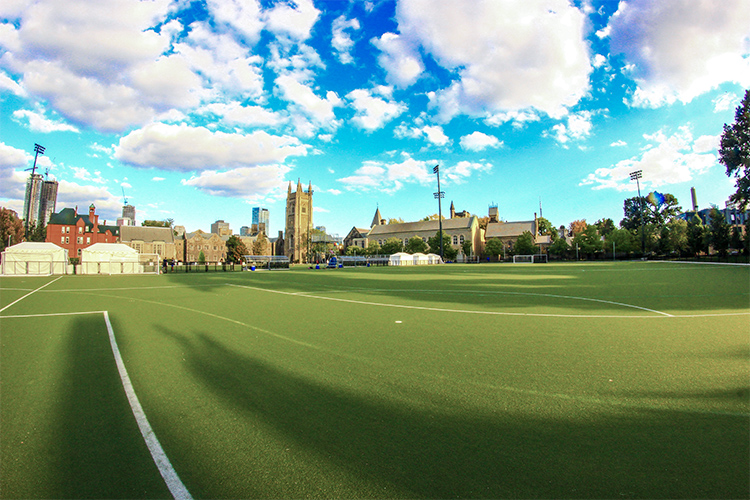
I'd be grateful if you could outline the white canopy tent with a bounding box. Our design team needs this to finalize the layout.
[426,253,443,264]
[80,243,142,274]
[412,252,429,265]
[388,252,413,266]
[1,242,68,275]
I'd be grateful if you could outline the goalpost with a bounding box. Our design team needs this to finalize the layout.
[243,255,290,270]
[512,254,548,264]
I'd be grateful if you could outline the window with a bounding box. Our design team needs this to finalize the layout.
[460,235,465,244]
[86,237,90,244]
[77,248,81,255]
[452,235,458,245]
[78,226,82,233]
[65,237,69,244]
[61,236,65,244]
[77,237,83,244]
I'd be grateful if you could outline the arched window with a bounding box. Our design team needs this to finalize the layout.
[459,235,465,244]
[452,235,458,245]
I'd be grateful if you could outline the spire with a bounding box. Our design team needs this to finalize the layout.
[287,181,292,194]
[450,201,455,219]
[371,207,383,228]
[297,178,302,192]
[308,180,313,194]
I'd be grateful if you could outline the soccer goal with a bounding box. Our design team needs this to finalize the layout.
[512,254,548,264]
[243,255,290,270]
[138,254,161,274]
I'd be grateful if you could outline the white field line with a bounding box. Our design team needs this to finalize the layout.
[103,311,192,500]
[652,260,750,267]
[227,284,682,318]
[0,276,61,314]
[0,309,191,500]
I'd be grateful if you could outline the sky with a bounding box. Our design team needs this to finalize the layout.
[1,0,749,239]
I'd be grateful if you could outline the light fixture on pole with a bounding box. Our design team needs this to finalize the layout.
[433,165,444,260]
[629,169,645,255]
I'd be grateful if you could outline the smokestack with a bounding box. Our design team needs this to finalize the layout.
[691,187,698,211]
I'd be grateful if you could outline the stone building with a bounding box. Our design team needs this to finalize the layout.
[484,212,550,254]
[284,180,313,263]
[119,225,176,260]
[182,229,227,263]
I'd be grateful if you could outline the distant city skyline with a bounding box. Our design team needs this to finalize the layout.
[1,1,748,237]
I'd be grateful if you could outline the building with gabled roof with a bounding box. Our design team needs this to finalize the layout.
[46,204,119,259]
[120,225,176,260]
[484,213,550,254]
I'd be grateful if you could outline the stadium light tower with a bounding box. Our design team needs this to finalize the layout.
[433,165,444,260]
[629,169,645,255]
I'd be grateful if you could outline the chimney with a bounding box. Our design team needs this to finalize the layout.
[89,204,98,232]
[691,187,698,211]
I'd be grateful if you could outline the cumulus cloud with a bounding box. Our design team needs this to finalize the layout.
[372,32,424,88]
[608,0,750,107]
[347,88,406,131]
[338,157,433,192]
[182,165,291,198]
[395,123,450,146]
[0,142,29,201]
[713,93,740,113]
[401,0,591,120]
[332,15,360,64]
[548,111,593,144]
[275,74,342,136]
[580,126,718,191]
[444,161,493,184]
[459,132,502,151]
[263,0,320,42]
[12,108,80,133]
[114,123,308,171]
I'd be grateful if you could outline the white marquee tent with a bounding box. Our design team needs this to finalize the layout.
[412,252,429,265]
[80,243,141,274]
[388,252,413,266]
[1,242,68,275]
[426,253,443,264]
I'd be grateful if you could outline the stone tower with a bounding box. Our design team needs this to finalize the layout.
[284,179,313,263]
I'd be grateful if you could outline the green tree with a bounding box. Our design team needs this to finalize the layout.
[365,240,381,256]
[345,245,363,256]
[548,237,570,257]
[387,217,405,224]
[142,220,170,227]
[461,239,473,257]
[0,207,25,251]
[745,219,750,255]
[26,220,47,242]
[730,226,743,252]
[225,235,248,262]
[484,238,504,259]
[536,217,554,236]
[427,231,451,255]
[198,250,206,264]
[514,231,537,255]
[572,224,602,257]
[686,217,707,256]
[665,218,688,256]
[621,194,681,230]
[405,236,428,254]
[707,208,731,257]
[720,89,750,209]
[605,228,637,255]
[381,237,404,255]
[252,233,267,255]
[595,218,616,237]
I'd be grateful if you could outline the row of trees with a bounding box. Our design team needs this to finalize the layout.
[343,232,472,261]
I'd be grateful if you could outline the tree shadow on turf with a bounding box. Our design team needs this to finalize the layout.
[159,326,749,499]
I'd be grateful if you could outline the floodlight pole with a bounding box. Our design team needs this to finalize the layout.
[630,170,645,256]
[24,143,46,235]
[433,165,444,260]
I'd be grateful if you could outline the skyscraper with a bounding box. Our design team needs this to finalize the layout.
[38,179,58,227]
[122,203,136,225]
[252,207,269,235]
[23,173,44,227]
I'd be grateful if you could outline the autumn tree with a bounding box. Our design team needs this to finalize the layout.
[251,232,268,255]
[568,219,587,236]
[720,89,750,209]
[225,235,249,263]
[0,208,25,251]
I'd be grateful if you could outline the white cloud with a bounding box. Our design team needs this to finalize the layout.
[200,102,284,128]
[713,93,740,113]
[371,32,424,88]
[610,140,627,147]
[395,123,450,146]
[444,161,493,184]
[263,0,320,42]
[332,15,360,65]
[115,123,308,171]
[338,157,433,192]
[0,71,26,97]
[55,179,122,221]
[548,111,593,144]
[275,74,342,135]
[608,0,750,107]
[152,177,165,182]
[347,88,406,131]
[0,142,29,201]
[581,126,718,191]
[206,0,263,45]
[460,132,502,151]
[182,165,291,198]
[12,108,80,133]
[401,0,591,120]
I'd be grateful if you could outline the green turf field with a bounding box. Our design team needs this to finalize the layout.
[1,262,748,499]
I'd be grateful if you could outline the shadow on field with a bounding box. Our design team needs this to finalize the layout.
[44,315,169,499]
[163,327,749,499]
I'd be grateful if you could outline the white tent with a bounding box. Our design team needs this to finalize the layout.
[412,252,429,265]
[80,243,141,274]
[1,242,68,275]
[426,253,443,264]
[389,252,413,266]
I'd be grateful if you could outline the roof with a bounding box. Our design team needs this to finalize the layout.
[485,220,535,238]
[120,225,174,243]
[371,208,383,228]
[3,242,66,255]
[368,217,476,237]
[47,208,120,236]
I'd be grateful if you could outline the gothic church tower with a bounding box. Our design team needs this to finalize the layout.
[284,179,313,263]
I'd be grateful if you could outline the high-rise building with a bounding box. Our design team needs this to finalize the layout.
[23,173,44,228]
[284,180,313,263]
[122,203,136,225]
[240,226,251,236]
[252,207,269,235]
[211,220,231,236]
[38,179,58,227]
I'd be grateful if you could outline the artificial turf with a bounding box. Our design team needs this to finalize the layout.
[1,262,748,498]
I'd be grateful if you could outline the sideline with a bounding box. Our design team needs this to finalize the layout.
[0,276,61,314]
[0,309,192,500]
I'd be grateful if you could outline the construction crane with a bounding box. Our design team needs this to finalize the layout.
[24,143,45,176]
[122,186,128,205]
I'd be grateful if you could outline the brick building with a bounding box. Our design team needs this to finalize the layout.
[46,204,119,259]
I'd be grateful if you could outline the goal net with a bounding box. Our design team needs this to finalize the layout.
[138,254,161,274]
[243,255,290,270]
[512,254,548,264]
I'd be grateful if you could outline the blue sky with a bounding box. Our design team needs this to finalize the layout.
[1,0,748,238]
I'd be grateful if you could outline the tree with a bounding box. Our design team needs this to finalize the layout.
[26,220,47,242]
[707,208,731,257]
[0,208,25,251]
[605,228,637,255]
[461,239,473,257]
[380,237,403,255]
[730,226,743,252]
[405,236,428,254]
[365,240,381,256]
[251,233,267,255]
[142,220,170,227]
[568,219,587,236]
[536,217,554,236]
[345,245,363,256]
[484,238,504,259]
[665,219,688,256]
[686,217,707,256]
[719,89,750,209]
[198,250,206,264]
[514,231,537,255]
[422,214,445,221]
[621,194,681,229]
[594,218,616,238]
[387,217,405,224]
[572,224,602,257]
[548,237,570,257]
[427,231,451,255]
[225,235,248,263]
